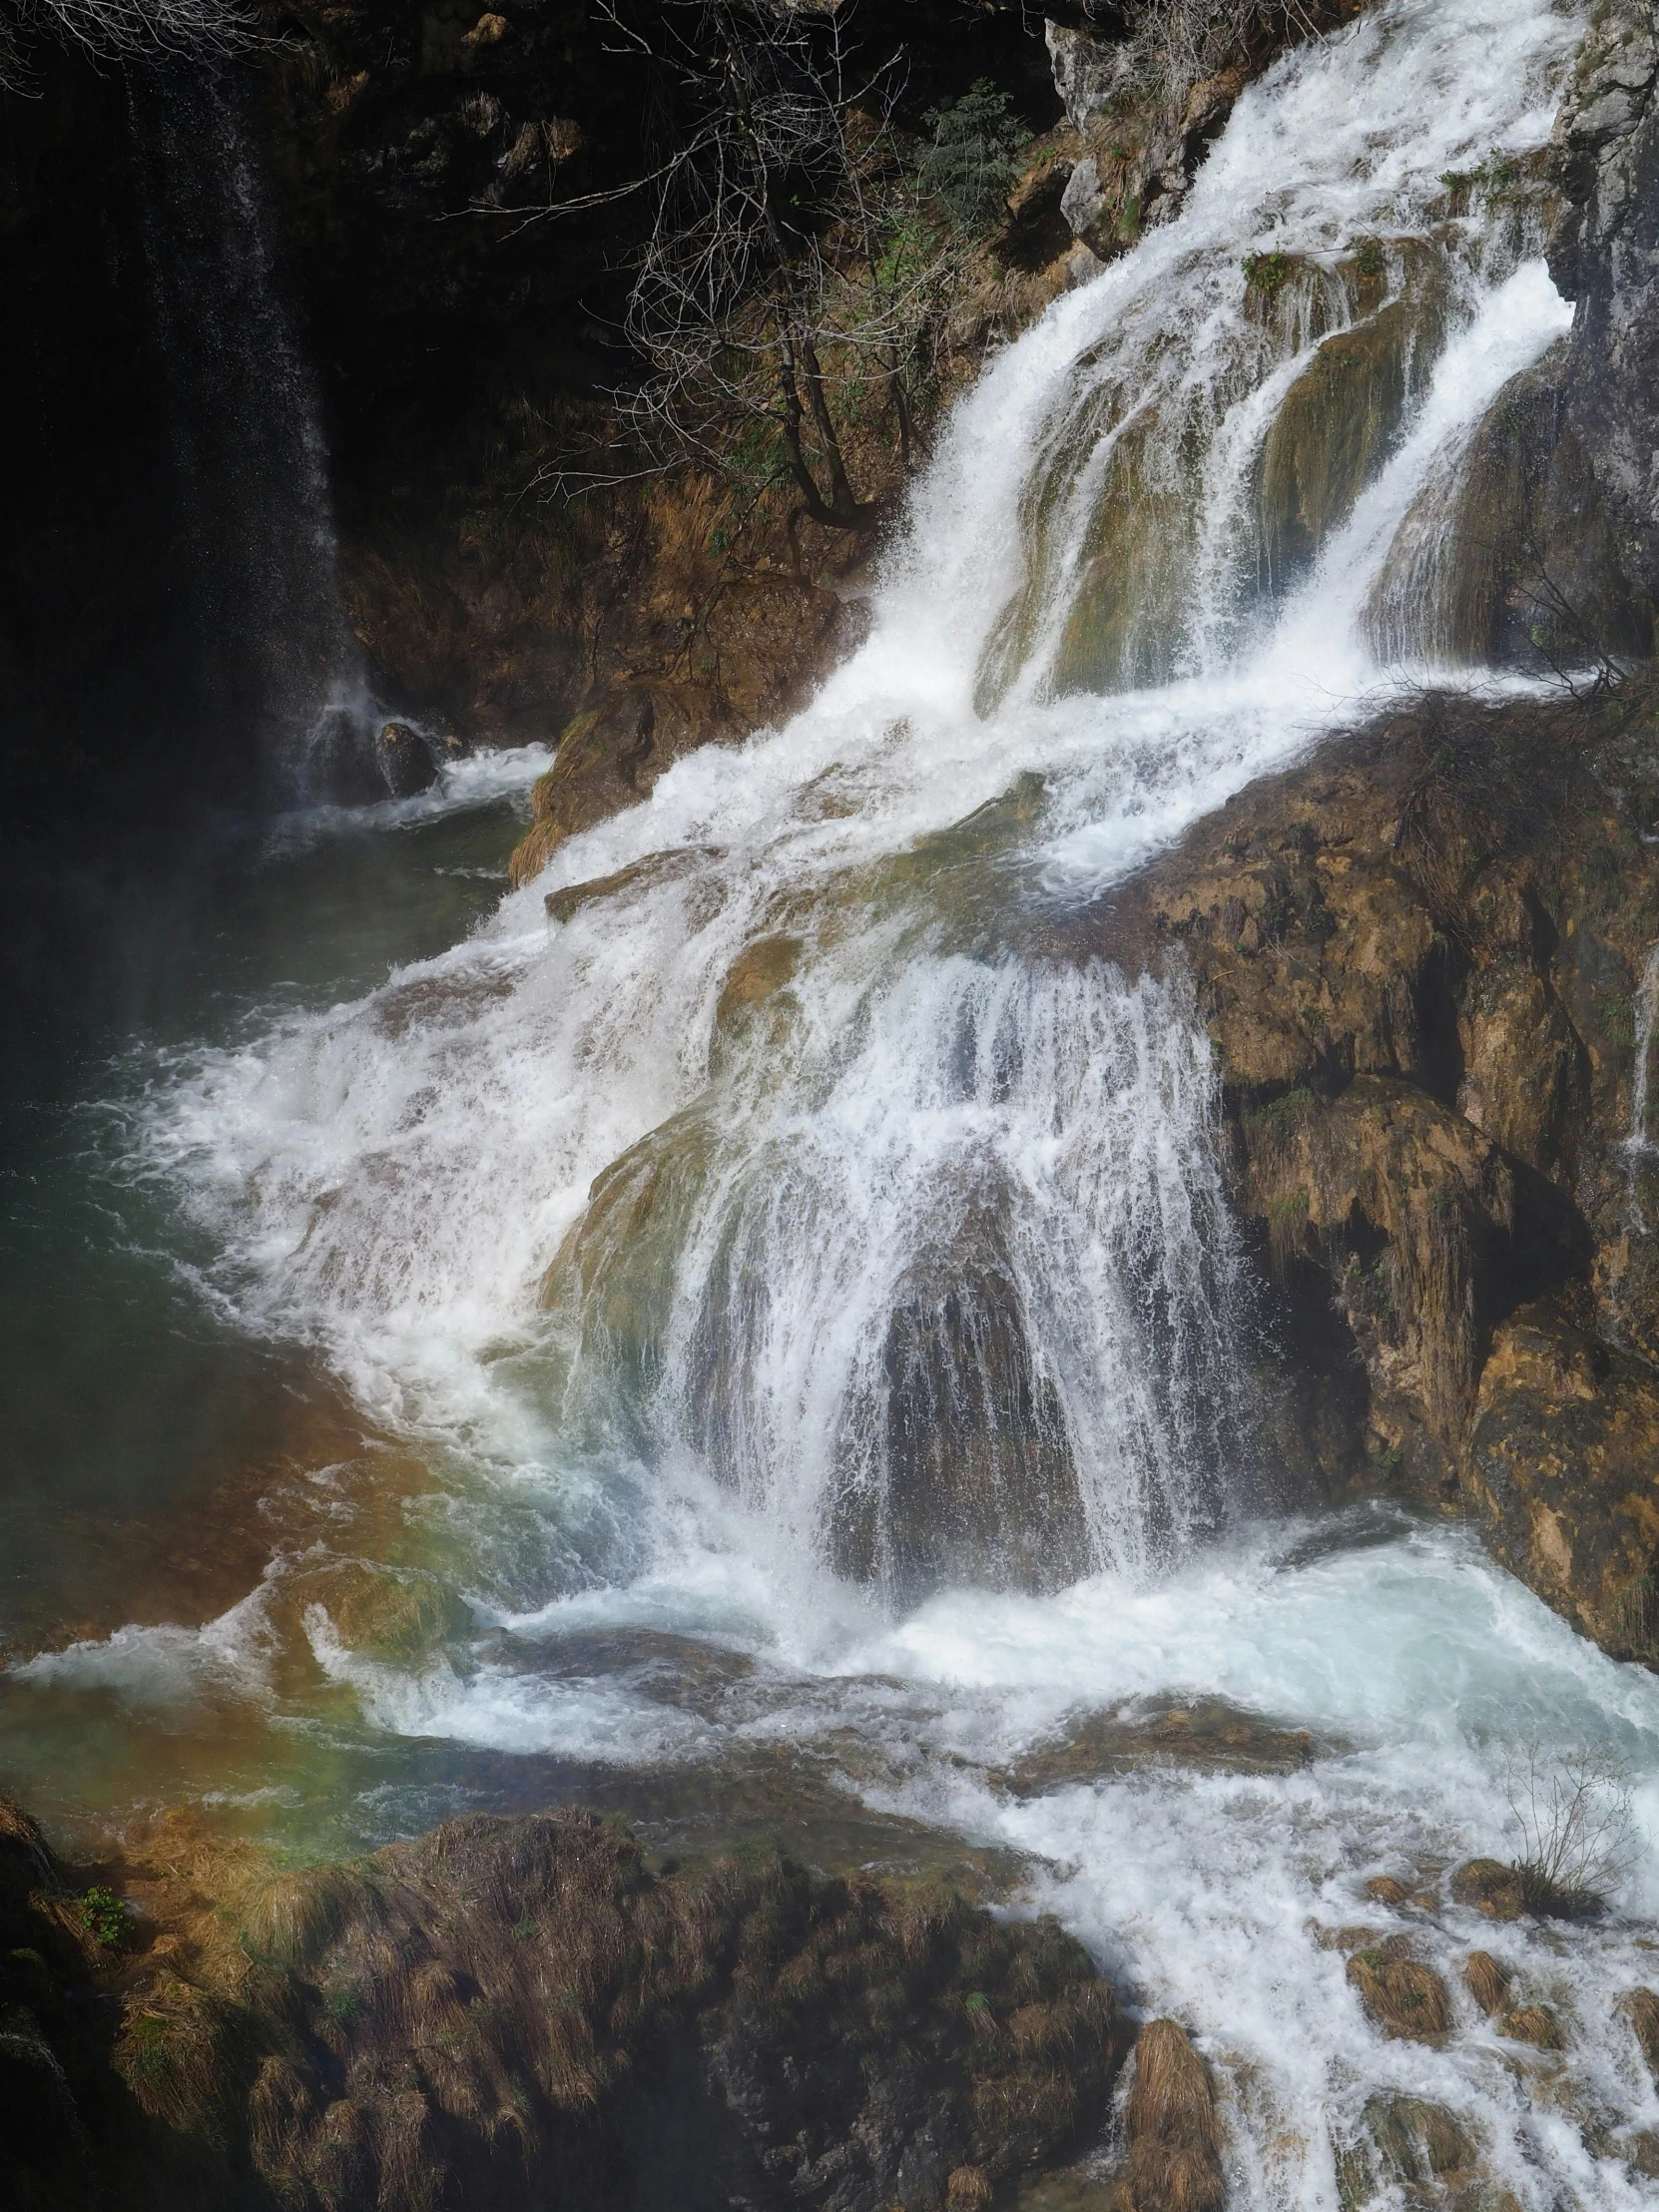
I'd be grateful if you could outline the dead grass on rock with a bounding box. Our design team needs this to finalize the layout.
[1346,1938,1452,2042]
[4,1801,1127,2211]
[1116,2017,1225,2212]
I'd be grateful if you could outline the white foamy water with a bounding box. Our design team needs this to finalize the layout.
[53,0,1659,2200]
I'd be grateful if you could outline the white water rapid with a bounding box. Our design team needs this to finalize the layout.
[48,0,1659,2201]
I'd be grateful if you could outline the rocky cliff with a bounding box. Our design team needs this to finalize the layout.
[1109,676,1659,1663]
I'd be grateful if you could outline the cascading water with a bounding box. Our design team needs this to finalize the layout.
[548,956,1249,1595]
[127,66,379,799]
[20,1,1659,2203]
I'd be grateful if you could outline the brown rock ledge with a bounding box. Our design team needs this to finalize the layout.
[1106,680,1659,1661]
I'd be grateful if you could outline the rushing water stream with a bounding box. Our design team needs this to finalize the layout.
[8,0,1659,2202]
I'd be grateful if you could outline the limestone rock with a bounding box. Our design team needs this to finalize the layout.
[509,682,719,886]
[373,719,437,798]
[1547,0,1659,635]
[1464,1304,1659,1660]
[1112,684,1659,1658]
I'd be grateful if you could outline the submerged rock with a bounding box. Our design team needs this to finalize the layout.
[297,1558,471,1665]
[1354,2093,1478,2198]
[992,1699,1318,1795]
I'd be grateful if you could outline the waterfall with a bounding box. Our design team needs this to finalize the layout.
[57,7,1659,2203]
[1625,943,1659,1231]
[127,66,380,802]
[143,0,1579,1598]
[547,959,1249,1597]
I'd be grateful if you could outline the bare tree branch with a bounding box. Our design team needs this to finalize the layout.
[2,0,258,93]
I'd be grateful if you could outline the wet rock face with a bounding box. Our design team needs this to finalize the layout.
[0,1800,1123,2212]
[1111,685,1659,1656]
[1548,0,1659,639]
[507,591,852,884]
[1466,1304,1659,1660]
[1045,1,1375,261]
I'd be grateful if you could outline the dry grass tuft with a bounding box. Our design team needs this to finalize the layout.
[1500,2001,1565,2051]
[1463,1949,1511,2016]
[1119,2017,1225,2212]
[1346,1940,1452,2042]
[0,1797,1127,2208]
[1624,1987,1659,2088]
[239,1863,375,1969]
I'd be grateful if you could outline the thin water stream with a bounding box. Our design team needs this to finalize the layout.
[8,1,1659,2202]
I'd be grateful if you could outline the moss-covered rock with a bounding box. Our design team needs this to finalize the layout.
[1257,272,1446,588]
[299,1559,471,1665]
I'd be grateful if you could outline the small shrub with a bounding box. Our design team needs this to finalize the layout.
[918,81,1025,234]
[80,1884,131,1951]
[1243,250,1294,297]
[1502,1739,1639,1917]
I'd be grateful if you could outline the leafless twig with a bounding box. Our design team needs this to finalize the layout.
[1503,1737,1641,1917]
[3,0,258,93]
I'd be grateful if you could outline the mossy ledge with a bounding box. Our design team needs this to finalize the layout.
[0,1797,1123,2212]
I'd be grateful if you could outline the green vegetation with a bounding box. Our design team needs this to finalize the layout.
[1439,150,1527,206]
[1243,250,1294,297]
[1244,1084,1315,1130]
[80,1884,130,1951]
[918,81,1025,234]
